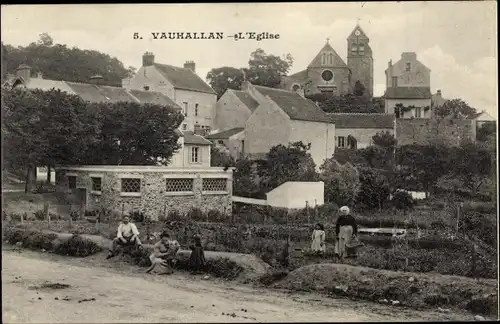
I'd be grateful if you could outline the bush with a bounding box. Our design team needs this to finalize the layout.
[3,227,57,251]
[165,210,184,222]
[207,209,226,222]
[54,234,102,257]
[356,167,391,210]
[391,191,416,211]
[33,209,46,221]
[129,211,146,223]
[187,208,204,221]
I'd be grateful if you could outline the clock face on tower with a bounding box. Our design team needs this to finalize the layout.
[355,30,361,36]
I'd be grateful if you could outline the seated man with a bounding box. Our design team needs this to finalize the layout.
[106,216,142,259]
[146,232,180,274]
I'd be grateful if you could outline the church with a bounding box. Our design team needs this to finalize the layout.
[282,24,374,97]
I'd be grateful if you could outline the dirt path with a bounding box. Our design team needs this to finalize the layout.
[2,248,473,323]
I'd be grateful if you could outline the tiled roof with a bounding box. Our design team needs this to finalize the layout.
[385,87,432,99]
[65,82,109,103]
[129,89,181,109]
[182,131,212,145]
[205,127,244,140]
[96,86,135,103]
[23,78,75,93]
[327,113,395,129]
[154,63,215,95]
[286,69,308,81]
[231,90,259,111]
[253,85,333,123]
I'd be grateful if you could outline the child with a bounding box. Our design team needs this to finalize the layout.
[188,234,206,274]
[311,223,326,255]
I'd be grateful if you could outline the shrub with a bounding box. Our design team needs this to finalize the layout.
[356,167,391,210]
[54,234,102,257]
[391,191,416,211]
[129,211,146,223]
[207,209,226,222]
[187,208,204,221]
[69,210,79,221]
[3,227,57,251]
[33,209,46,221]
[166,210,184,222]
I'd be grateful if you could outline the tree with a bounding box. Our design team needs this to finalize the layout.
[372,131,397,149]
[2,34,133,86]
[319,158,360,206]
[210,146,236,169]
[434,98,477,119]
[353,80,366,96]
[206,67,245,99]
[448,142,492,196]
[2,87,49,192]
[477,122,496,142]
[356,167,391,210]
[82,101,184,165]
[233,157,260,198]
[245,48,294,88]
[257,141,318,192]
[306,93,383,114]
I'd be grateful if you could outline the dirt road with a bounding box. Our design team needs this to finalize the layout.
[2,248,472,323]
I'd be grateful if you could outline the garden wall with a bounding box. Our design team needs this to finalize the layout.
[55,166,233,220]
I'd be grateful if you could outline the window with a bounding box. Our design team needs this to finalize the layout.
[337,136,345,148]
[391,76,398,87]
[328,53,334,65]
[395,107,401,119]
[68,176,76,189]
[91,177,102,192]
[121,178,141,193]
[358,44,365,55]
[321,70,334,82]
[191,147,200,163]
[195,103,199,116]
[351,44,357,54]
[415,107,422,118]
[217,140,224,145]
[406,62,411,72]
[321,53,327,65]
[202,178,227,192]
[165,178,194,193]
[183,102,188,116]
[182,124,187,130]
[143,85,150,91]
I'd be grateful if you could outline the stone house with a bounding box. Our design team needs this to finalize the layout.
[206,127,245,161]
[122,52,217,135]
[327,113,395,149]
[384,53,432,119]
[8,64,210,169]
[282,24,374,97]
[55,165,233,220]
[242,81,335,169]
[214,89,259,132]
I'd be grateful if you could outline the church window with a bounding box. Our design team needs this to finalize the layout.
[322,53,327,65]
[292,84,300,92]
[358,44,365,55]
[406,62,411,71]
[392,76,398,87]
[351,44,358,54]
[328,53,334,65]
[321,70,334,82]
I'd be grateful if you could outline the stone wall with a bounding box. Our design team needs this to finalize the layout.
[396,118,475,146]
[55,166,233,220]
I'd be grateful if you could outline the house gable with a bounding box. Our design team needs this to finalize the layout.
[307,43,347,68]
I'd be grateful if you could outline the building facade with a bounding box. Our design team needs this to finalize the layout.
[384,52,432,119]
[282,24,374,97]
[214,89,259,132]
[123,53,217,135]
[55,166,233,220]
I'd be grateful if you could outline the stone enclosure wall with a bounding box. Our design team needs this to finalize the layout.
[396,118,475,146]
[55,166,233,220]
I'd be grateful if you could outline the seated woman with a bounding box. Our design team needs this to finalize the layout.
[146,232,180,275]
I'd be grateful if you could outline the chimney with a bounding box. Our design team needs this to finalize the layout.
[89,75,104,85]
[16,64,31,80]
[142,52,155,67]
[36,72,43,79]
[436,90,442,97]
[184,60,195,73]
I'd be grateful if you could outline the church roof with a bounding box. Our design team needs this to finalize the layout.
[153,63,216,95]
[286,69,309,82]
[327,113,395,129]
[253,85,333,124]
[385,87,432,99]
[307,42,347,68]
[347,24,369,40]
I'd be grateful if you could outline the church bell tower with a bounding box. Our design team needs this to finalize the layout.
[347,23,374,97]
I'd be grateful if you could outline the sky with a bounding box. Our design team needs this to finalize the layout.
[2,2,497,118]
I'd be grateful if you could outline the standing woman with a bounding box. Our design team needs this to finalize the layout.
[334,206,358,259]
[311,223,326,255]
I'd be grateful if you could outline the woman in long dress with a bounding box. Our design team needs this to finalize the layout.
[311,223,326,255]
[334,206,358,259]
[188,235,206,274]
